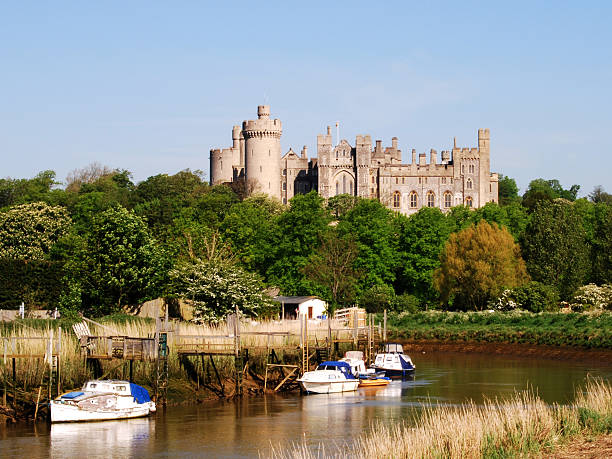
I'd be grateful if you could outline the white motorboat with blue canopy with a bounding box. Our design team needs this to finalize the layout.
[370,343,415,378]
[50,380,156,423]
[297,361,360,394]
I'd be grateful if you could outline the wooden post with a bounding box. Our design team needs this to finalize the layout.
[57,327,62,396]
[129,359,133,381]
[281,301,284,322]
[353,310,358,347]
[234,305,242,396]
[304,315,309,373]
[383,309,387,342]
[327,313,332,359]
[48,328,54,400]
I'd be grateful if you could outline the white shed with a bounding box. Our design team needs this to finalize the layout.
[274,296,327,320]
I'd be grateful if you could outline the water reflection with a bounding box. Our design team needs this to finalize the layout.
[0,352,610,458]
[50,418,155,458]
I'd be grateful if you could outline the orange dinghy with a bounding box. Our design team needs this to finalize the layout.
[358,376,391,388]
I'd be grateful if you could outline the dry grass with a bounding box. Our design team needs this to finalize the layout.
[0,318,351,393]
[269,379,612,459]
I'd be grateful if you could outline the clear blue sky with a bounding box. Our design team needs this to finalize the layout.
[1,1,611,196]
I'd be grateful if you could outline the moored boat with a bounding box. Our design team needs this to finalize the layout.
[370,343,415,379]
[297,361,360,394]
[358,375,391,387]
[50,380,156,423]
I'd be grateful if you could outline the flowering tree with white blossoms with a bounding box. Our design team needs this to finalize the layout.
[170,258,275,323]
[572,284,612,310]
[0,202,71,260]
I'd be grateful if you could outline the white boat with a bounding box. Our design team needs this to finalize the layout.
[370,343,416,378]
[50,380,156,423]
[297,361,360,394]
[340,351,381,377]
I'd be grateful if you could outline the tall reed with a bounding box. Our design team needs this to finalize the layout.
[269,378,612,458]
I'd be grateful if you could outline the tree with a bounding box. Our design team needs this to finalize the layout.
[522,178,580,210]
[434,221,529,310]
[170,258,275,323]
[521,201,589,299]
[470,202,529,241]
[327,194,360,218]
[65,162,114,192]
[266,192,331,294]
[396,207,452,302]
[589,185,612,205]
[337,199,399,289]
[0,202,71,260]
[0,170,60,208]
[303,231,360,311]
[359,284,395,313]
[67,206,168,315]
[497,174,520,206]
[220,196,282,275]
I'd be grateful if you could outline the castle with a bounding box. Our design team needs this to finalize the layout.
[210,105,499,214]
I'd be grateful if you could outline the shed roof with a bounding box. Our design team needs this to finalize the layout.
[274,296,321,304]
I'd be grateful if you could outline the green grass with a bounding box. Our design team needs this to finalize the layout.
[386,310,612,348]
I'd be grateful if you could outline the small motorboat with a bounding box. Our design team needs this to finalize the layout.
[370,343,415,379]
[358,375,391,388]
[50,380,156,423]
[298,361,360,394]
[340,351,379,378]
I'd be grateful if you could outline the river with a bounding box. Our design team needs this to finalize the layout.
[1,351,610,458]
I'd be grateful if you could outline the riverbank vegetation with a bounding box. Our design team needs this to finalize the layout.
[386,310,612,348]
[1,168,611,320]
[273,378,612,458]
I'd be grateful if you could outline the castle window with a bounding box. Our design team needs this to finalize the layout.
[402,177,405,184]
[349,181,353,195]
[467,178,473,190]
[283,169,287,176]
[395,178,398,184]
[466,196,473,207]
[393,191,401,208]
[469,164,474,173]
[283,183,287,191]
[410,191,417,208]
[444,192,452,208]
[462,165,465,173]
[450,178,453,184]
[418,177,422,184]
[371,176,375,184]
[342,174,347,194]
[490,184,492,192]
[427,191,435,207]
[283,198,287,204]
[424,178,428,184]
[441,177,446,184]
[336,182,339,195]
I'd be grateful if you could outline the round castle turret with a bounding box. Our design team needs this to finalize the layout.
[242,105,282,199]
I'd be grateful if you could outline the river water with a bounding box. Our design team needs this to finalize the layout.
[1,352,610,458]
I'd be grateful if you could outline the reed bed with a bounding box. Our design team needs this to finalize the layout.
[269,379,612,459]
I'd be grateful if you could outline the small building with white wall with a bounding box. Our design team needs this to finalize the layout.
[274,296,327,320]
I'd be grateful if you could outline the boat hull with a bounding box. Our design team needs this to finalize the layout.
[298,380,359,394]
[370,366,415,379]
[50,401,153,423]
[358,378,391,388]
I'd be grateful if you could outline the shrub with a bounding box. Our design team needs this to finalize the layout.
[572,284,612,311]
[512,281,560,312]
[392,294,421,313]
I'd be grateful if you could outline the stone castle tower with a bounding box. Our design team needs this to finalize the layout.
[210,105,498,213]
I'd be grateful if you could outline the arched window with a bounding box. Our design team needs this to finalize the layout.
[393,191,401,208]
[282,182,287,191]
[444,192,452,208]
[336,181,339,195]
[427,191,435,207]
[349,180,353,195]
[466,178,473,190]
[342,174,347,194]
[410,191,417,208]
[465,196,473,207]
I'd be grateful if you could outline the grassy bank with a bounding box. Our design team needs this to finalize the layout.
[273,379,612,458]
[386,310,612,348]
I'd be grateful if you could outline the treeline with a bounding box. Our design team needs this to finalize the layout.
[0,166,611,318]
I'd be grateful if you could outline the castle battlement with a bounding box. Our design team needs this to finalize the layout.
[209,105,498,211]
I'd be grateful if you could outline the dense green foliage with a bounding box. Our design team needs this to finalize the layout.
[1,167,611,320]
[388,310,612,348]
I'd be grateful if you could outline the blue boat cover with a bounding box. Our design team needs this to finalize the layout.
[319,361,351,369]
[130,383,152,404]
[61,391,84,399]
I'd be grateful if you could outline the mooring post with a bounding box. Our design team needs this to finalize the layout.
[383,309,387,342]
[234,305,243,396]
[327,312,332,359]
[353,310,358,348]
